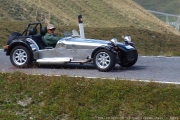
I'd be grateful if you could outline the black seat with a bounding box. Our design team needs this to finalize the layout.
[31,35,47,50]
[40,27,47,36]
[29,27,47,49]
[40,27,48,46]
[29,28,37,35]
[29,27,53,49]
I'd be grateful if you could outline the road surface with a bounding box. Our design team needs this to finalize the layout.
[1,49,180,84]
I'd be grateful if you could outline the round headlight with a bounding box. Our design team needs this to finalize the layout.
[110,38,117,45]
[124,36,131,43]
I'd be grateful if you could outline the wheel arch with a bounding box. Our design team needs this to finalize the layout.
[91,46,112,58]
[6,41,33,58]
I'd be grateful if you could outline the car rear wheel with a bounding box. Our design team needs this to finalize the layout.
[10,46,31,68]
[93,49,116,72]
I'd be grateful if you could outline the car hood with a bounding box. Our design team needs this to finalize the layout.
[61,37,110,46]
[83,38,125,46]
[60,37,126,48]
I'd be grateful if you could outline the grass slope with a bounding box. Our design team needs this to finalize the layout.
[0,0,179,35]
[1,72,180,119]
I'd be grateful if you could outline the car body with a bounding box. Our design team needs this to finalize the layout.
[4,15,138,72]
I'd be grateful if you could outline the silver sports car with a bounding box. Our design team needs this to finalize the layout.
[4,15,138,72]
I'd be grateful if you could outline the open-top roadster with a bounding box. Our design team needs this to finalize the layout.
[4,15,138,72]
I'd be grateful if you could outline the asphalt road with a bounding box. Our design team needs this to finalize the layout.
[1,49,180,83]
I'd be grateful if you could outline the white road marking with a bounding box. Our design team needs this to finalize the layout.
[141,55,180,58]
[29,73,180,85]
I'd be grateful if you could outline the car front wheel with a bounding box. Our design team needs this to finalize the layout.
[93,49,116,72]
[10,46,31,68]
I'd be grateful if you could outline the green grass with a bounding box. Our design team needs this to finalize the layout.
[0,72,180,119]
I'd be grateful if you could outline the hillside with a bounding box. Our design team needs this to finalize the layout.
[0,0,179,35]
[133,0,180,23]
[133,0,180,15]
[1,0,180,56]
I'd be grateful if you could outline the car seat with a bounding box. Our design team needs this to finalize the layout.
[29,28,38,35]
[40,27,50,47]
[29,27,51,49]
[40,27,47,36]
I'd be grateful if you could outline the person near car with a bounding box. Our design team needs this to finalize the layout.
[44,24,62,46]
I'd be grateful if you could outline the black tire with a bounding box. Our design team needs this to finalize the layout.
[93,49,116,72]
[119,50,138,67]
[7,32,21,45]
[10,46,32,68]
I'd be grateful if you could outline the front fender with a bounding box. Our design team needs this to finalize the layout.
[117,43,136,53]
[91,45,115,58]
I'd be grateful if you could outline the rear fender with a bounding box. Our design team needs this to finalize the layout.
[6,40,33,57]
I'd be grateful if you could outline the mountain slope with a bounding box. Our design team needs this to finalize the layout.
[133,0,180,23]
[0,0,179,35]
[133,0,180,15]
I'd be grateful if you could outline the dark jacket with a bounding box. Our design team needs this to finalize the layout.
[44,33,62,46]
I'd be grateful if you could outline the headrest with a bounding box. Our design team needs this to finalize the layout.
[40,27,47,36]
[29,27,37,35]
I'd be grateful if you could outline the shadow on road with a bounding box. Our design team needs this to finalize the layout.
[36,63,95,69]
[32,63,147,72]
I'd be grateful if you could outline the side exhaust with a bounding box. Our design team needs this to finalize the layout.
[78,14,85,39]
